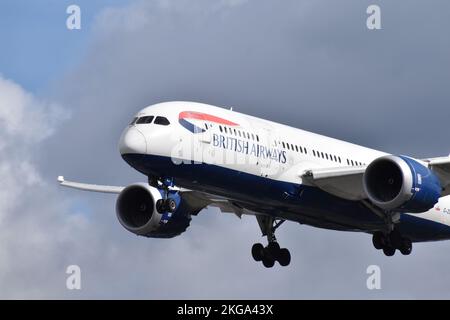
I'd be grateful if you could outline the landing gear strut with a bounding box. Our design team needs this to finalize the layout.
[252,216,291,268]
[372,230,412,256]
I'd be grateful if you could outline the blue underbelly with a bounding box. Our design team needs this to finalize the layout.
[121,153,450,242]
[122,153,385,230]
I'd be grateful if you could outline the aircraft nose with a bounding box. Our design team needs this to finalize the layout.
[119,127,147,155]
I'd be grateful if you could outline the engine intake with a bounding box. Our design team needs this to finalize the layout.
[115,183,192,238]
[116,183,162,235]
[363,155,441,213]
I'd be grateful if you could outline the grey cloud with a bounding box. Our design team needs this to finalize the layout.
[2,0,450,298]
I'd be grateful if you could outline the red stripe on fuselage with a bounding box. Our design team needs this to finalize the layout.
[179,111,239,126]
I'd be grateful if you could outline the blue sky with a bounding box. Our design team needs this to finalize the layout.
[0,0,129,93]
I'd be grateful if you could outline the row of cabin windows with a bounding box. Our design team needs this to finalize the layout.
[312,150,366,167]
[279,141,308,155]
[130,116,170,126]
[312,150,341,163]
[217,125,260,142]
[347,159,365,166]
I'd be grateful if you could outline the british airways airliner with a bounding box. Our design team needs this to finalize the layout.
[58,101,450,267]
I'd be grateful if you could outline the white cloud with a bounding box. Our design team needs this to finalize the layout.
[0,76,89,298]
[0,76,67,144]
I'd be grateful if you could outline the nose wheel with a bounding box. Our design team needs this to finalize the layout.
[156,198,177,213]
[252,216,291,268]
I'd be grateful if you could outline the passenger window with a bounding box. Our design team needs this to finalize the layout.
[256,135,259,142]
[154,116,170,126]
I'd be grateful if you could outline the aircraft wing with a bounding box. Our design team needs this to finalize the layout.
[180,190,257,218]
[301,155,450,201]
[58,176,124,194]
[422,156,450,196]
[58,176,255,217]
[301,166,367,201]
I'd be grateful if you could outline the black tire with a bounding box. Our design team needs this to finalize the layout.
[262,256,275,268]
[251,243,264,261]
[389,231,403,249]
[383,246,396,257]
[400,238,412,255]
[156,199,165,213]
[372,232,384,250]
[267,242,281,256]
[167,199,177,213]
[277,248,291,267]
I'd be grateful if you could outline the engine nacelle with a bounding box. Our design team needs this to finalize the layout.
[115,183,192,238]
[363,155,441,213]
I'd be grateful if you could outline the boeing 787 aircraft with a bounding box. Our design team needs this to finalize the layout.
[59,101,450,267]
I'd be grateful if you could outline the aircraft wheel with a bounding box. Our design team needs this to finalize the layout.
[372,232,384,250]
[156,199,165,213]
[399,238,412,255]
[383,246,396,257]
[267,242,280,256]
[167,198,177,213]
[262,255,275,268]
[251,243,264,261]
[277,248,291,267]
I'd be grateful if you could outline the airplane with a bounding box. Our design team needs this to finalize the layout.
[58,101,450,268]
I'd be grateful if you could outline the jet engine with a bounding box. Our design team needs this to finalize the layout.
[115,183,192,238]
[363,155,441,213]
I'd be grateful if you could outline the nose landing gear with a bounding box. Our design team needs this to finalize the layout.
[156,198,177,213]
[149,175,178,213]
[252,216,291,268]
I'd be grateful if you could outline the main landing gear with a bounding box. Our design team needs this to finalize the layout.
[252,216,291,268]
[361,202,412,257]
[372,230,412,256]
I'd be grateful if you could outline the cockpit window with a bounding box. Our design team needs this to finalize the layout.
[136,116,154,124]
[154,116,170,126]
[129,117,138,125]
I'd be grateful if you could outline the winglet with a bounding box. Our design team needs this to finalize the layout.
[57,176,64,183]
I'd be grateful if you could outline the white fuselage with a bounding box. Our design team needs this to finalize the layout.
[118,101,450,241]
